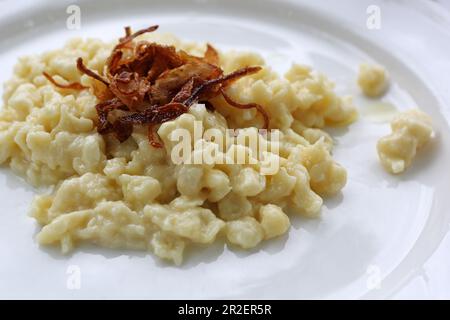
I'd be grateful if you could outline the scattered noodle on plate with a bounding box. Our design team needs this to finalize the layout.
[377,109,433,174]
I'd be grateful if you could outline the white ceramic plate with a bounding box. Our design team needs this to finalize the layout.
[1,0,449,299]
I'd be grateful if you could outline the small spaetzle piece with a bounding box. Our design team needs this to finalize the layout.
[358,63,389,98]
[377,109,433,174]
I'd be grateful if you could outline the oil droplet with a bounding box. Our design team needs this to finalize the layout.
[362,102,398,123]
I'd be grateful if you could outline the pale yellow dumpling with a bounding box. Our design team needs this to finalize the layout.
[358,63,389,98]
[377,109,433,174]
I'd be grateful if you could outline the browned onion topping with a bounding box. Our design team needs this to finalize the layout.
[42,72,88,90]
[45,24,269,147]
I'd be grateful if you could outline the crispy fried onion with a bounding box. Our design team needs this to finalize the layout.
[42,72,88,90]
[45,24,269,147]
